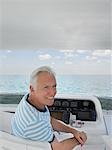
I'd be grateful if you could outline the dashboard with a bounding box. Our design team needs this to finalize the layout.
[49,98,97,123]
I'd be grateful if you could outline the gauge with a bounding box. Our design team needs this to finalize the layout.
[83,101,89,107]
[62,101,69,107]
[70,101,78,107]
[54,100,61,107]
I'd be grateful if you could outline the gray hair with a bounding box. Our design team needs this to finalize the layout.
[30,66,56,87]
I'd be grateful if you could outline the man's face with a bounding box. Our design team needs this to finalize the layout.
[31,72,57,109]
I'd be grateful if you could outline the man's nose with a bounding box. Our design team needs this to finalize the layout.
[48,87,56,95]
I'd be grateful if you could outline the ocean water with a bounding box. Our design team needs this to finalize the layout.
[0,74,111,98]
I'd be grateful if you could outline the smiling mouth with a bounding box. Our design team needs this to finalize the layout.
[48,97,54,100]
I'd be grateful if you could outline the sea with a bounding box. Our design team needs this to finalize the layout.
[0,74,111,98]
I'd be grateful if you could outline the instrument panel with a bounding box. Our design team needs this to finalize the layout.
[51,98,94,109]
[49,98,96,122]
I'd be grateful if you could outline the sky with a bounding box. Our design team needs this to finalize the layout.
[0,1,111,75]
[0,49,112,75]
[0,0,111,50]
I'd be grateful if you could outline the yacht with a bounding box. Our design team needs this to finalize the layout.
[0,93,112,150]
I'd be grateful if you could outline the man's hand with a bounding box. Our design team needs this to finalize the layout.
[51,117,87,146]
[72,130,87,146]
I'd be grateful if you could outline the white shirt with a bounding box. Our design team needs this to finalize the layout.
[11,94,54,142]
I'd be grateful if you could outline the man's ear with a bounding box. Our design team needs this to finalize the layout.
[29,85,34,92]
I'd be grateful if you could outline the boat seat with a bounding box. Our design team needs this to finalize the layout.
[0,111,14,133]
[0,111,51,150]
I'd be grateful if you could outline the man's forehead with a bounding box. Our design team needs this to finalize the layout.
[38,72,55,78]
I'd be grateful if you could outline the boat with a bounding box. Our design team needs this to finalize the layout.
[0,93,112,150]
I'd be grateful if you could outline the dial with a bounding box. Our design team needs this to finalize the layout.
[62,101,69,107]
[83,101,89,107]
[54,100,61,107]
[70,101,78,107]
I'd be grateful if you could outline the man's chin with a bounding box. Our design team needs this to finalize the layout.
[47,100,54,106]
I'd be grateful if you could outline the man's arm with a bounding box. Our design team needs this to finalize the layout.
[51,117,77,133]
[51,117,87,145]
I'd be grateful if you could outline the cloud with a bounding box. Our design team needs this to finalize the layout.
[65,53,74,58]
[85,50,112,63]
[92,50,112,57]
[65,61,73,65]
[0,55,7,59]
[7,50,12,53]
[59,50,74,58]
[55,56,61,59]
[51,62,55,65]
[60,50,74,53]
[36,50,44,54]
[76,50,89,54]
[38,54,52,60]
[85,55,97,60]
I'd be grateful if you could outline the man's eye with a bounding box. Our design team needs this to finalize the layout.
[53,86,56,89]
[44,86,49,89]
[53,85,57,88]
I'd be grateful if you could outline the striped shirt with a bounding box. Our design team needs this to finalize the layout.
[11,94,54,142]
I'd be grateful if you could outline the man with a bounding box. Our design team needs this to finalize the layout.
[11,66,87,150]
